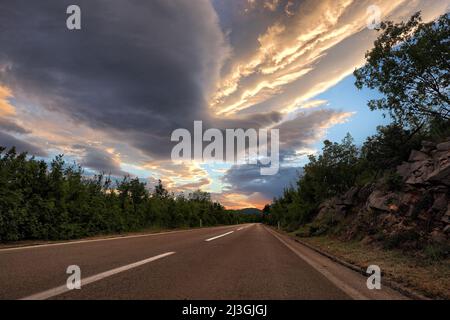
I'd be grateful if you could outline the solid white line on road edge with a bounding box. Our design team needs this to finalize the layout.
[205,231,234,242]
[264,227,370,300]
[20,252,176,300]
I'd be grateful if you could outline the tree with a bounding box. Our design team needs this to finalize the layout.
[301,133,359,201]
[188,190,211,202]
[361,124,423,173]
[355,12,450,128]
[153,179,169,199]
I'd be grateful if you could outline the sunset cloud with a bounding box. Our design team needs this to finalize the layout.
[0,86,15,117]
[211,0,449,118]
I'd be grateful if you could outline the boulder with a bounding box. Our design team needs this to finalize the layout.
[317,196,349,222]
[441,207,450,224]
[430,185,449,193]
[432,193,448,212]
[396,162,411,180]
[406,160,434,185]
[431,150,450,162]
[358,183,375,200]
[367,190,399,212]
[430,230,447,244]
[422,141,436,148]
[381,213,400,227]
[409,150,430,162]
[340,186,359,206]
[444,225,450,234]
[316,198,337,221]
[436,141,450,151]
[426,161,450,186]
[421,141,436,153]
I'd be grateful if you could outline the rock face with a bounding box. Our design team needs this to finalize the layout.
[367,190,399,212]
[397,139,450,186]
[313,138,450,251]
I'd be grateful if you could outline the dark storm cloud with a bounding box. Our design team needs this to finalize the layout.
[0,131,47,157]
[73,144,128,177]
[0,0,228,159]
[222,164,302,199]
[216,111,282,130]
[177,178,211,191]
[0,118,31,134]
[276,109,353,159]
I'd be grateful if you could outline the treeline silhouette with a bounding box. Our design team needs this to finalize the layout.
[0,147,258,242]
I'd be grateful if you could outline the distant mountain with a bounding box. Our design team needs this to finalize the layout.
[234,208,262,215]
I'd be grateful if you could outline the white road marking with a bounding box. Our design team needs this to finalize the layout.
[205,231,234,242]
[20,252,176,300]
[237,224,254,231]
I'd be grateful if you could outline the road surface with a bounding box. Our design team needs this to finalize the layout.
[0,224,406,300]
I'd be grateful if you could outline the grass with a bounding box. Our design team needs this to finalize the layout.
[296,234,450,299]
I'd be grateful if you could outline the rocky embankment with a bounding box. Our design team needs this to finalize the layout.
[312,138,450,253]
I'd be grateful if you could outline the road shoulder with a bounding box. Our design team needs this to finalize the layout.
[297,235,449,300]
[265,226,410,300]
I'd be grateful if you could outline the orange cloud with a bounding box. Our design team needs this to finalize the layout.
[0,85,16,117]
[210,0,444,117]
[214,192,268,210]
[143,160,212,192]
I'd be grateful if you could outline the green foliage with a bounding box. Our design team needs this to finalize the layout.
[354,12,450,128]
[267,134,360,230]
[0,148,246,242]
[428,117,450,140]
[302,133,360,199]
[361,124,423,172]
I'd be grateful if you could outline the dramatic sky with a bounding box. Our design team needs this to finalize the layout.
[1,0,449,208]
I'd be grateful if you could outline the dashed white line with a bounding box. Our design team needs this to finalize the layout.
[236,224,252,231]
[205,231,234,242]
[20,252,176,300]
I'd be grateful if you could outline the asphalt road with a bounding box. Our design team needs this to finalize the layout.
[0,224,406,300]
